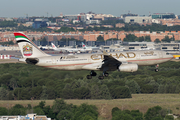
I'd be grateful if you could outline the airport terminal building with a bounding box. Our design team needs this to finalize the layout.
[124,16,152,24]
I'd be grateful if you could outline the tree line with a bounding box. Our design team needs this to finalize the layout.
[0,21,17,27]
[123,34,173,43]
[0,99,176,120]
[0,99,98,120]
[112,105,175,120]
[2,20,180,33]
[0,61,180,100]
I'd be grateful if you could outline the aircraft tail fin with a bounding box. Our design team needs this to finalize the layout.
[51,43,58,49]
[14,32,50,58]
[82,42,86,48]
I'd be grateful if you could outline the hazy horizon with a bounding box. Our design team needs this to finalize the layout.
[1,0,180,18]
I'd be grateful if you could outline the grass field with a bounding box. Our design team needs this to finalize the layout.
[0,94,180,119]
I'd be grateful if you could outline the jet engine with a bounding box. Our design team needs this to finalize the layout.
[118,63,138,72]
[25,58,39,65]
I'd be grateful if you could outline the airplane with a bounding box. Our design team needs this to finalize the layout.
[14,32,173,80]
[51,43,68,52]
[51,42,86,53]
[82,42,99,50]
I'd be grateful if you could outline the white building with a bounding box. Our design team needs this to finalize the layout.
[125,16,152,24]
[0,114,51,120]
[122,42,155,51]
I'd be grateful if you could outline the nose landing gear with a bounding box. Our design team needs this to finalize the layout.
[155,64,159,72]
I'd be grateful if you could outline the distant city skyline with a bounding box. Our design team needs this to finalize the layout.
[1,0,180,17]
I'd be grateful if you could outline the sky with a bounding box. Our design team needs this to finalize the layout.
[1,0,180,18]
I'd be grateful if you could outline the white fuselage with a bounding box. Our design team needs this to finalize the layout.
[27,50,173,71]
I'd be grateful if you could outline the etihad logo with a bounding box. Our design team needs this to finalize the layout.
[91,52,136,60]
[23,44,32,56]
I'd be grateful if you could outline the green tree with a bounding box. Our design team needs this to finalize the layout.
[144,35,151,42]
[109,86,132,99]
[73,87,90,99]
[154,38,161,43]
[123,34,137,42]
[112,110,135,120]
[0,87,8,100]
[161,36,171,43]
[55,26,75,32]
[100,84,111,99]
[9,104,26,115]
[138,36,145,42]
[141,85,154,93]
[97,35,104,41]
[0,107,8,115]
[47,87,56,99]
[90,85,101,99]
[13,104,24,109]
[56,110,74,120]
[9,108,26,115]
[148,80,159,93]
[41,37,47,42]
[32,37,36,42]
[130,110,143,120]
[112,107,120,116]
[165,115,174,120]
[43,106,56,119]
[40,86,48,100]
[9,78,17,90]
[33,107,45,115]
[144,106,164,120]
[74,103,98,120]
[125,80,141,94]
[36,101,45,109]
[61,84,74,99]
[20,87,31,100]
[52,99,73,115]
[158,84,165,93]
[175,84,180,93]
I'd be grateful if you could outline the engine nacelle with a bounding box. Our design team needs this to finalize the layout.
[118,63,138,72]
[25,58,39,65]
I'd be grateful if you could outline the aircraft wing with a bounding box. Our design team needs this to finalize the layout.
[100,51,122,71]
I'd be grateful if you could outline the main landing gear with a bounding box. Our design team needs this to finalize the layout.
[98,72,109,80]
[86,71,109,80]
[155,64,159,72]
[86,70,97,79]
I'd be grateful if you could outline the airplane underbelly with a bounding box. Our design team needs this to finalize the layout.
[38,61,92,70]
[49,65,83,70]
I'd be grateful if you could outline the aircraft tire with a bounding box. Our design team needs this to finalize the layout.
[155,68,159,72]
[91,71,97,76]
[104,73,109,77]
[87,75,92,79]
[98,76,104,80]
